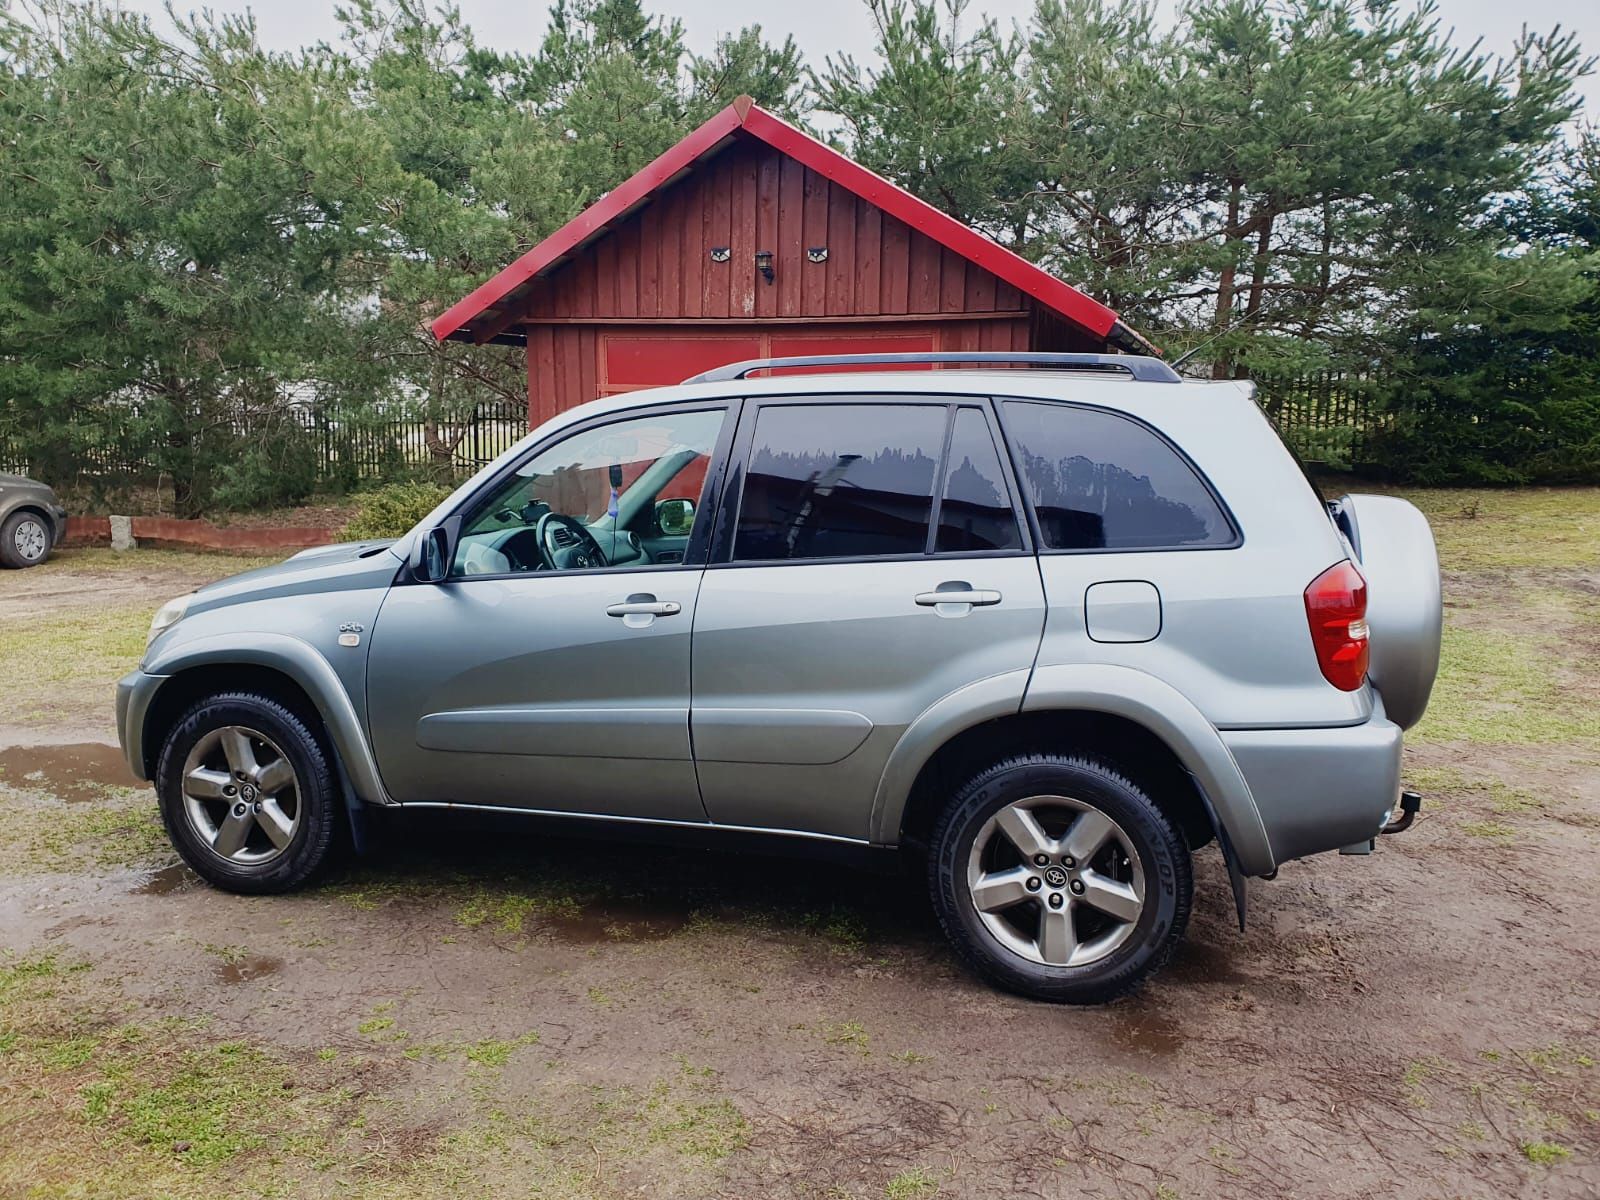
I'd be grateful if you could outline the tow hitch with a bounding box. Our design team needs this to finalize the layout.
[1380,790,1422,835]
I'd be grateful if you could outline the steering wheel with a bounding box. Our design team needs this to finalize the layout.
[534,511,608,571]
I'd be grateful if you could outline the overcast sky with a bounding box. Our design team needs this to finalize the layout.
[113,0,1598,119]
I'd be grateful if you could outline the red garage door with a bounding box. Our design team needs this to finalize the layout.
[601,329,936,395]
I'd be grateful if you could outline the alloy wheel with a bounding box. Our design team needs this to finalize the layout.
[13,518,47,562]
[965,794,1146,968]
[181,725,302,865]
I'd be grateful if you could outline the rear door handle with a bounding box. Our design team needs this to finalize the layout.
[915,585,1002,608]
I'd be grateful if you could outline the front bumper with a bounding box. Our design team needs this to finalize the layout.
[50,503,68,546]
[116,669,167,781]
[1222,710,1405,866]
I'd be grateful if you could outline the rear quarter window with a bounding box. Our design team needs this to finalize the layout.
[1001,400,1237,551]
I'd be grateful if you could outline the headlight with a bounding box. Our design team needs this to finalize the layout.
[147,594,192,646]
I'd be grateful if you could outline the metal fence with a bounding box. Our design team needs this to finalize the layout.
[1253,370,1386,469]
[0,399,530,489]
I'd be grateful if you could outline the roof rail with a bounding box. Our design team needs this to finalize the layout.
[684,351,1183,385]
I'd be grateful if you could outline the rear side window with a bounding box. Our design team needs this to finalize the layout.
[734,403,945,561]
[1001,401,1235,550]
[936,408,1021,553]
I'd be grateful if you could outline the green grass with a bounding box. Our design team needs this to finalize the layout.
[0,785,168,873]
[819,1021,871,1053]
[0,602,151,688]
[1412,624,1600,746]
[1520,1140,1573,1165]
[463,1033,540,1069]
[454,888,582,935]
[1391,486,1600,571]
[885,1167,941,1198]
[42,547,279,573]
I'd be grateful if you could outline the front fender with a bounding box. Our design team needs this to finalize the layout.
[1022,663,1274,877]
[138,632,391,806]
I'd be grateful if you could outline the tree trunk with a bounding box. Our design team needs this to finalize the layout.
[1210,179,1243,380]
[1236,209,1277,379]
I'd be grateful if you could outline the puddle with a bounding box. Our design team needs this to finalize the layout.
[542,901,691,945]
[1107,1007,1185,1056]
[1166,939,1249,986]
[132,863,200,896]
[0,742,142,802]
[215,955,284,985]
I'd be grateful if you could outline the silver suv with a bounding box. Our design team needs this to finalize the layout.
[117,354,1442,1003]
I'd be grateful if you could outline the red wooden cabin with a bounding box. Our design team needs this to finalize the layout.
[432,96,1152,427]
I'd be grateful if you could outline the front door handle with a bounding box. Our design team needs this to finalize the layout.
[915,585,1002,609]
[606,596,682,618]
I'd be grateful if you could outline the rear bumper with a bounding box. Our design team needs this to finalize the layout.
[1221,711,1403,866]
[50,504,68,546]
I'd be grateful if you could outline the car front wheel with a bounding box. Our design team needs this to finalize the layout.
[928,754,1192,1004]
[1,510,52,568]
[155,693,342,894]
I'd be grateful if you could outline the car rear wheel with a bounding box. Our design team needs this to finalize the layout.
[1,511,52,568]
[155,693,342,894]
[928,754,1192,1004]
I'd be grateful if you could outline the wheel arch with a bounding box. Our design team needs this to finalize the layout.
[4,501,58,536]
[874,663,1276,927]
[139,634,390,806]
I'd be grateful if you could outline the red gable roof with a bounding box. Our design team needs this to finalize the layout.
[432,96,1147,352]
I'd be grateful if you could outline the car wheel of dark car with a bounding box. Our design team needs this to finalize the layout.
[928,754,1192,1004]
[1,510,52,568]
[155,692,342,894]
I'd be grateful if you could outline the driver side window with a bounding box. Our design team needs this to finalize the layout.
[452,408,726,577]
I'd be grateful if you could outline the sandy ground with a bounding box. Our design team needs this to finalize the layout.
[0,523,1596,1198]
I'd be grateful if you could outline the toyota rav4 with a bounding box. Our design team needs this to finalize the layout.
[117,353,1442,1003]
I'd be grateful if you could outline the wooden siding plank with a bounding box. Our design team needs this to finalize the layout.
[594,232,619,315]
[638,200,661,317]
[676,180,701,318]
[854,203,881,314]
[826,184,855,316]
[801,167,828,316]
[908,229,941,315]
[880,213,910,314]
[777,154,804,317]
[556,326,583,413]
[939,247,966,313]
[755,148,780,319]
[706,155,733,318]
[528,326,558,426]
[732,148,759,319]
[578,326,597,405]
[616,221,639,318]
[964,261,997,312]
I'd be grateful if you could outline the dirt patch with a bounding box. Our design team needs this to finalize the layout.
[0,743,141,802]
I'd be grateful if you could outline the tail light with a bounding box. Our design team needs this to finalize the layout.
[1304,560,1370,690]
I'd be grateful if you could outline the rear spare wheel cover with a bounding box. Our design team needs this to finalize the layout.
[1341,494,1442,730]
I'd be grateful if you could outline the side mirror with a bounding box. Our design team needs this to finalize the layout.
[410,516,460,583]
[656,497,695,536]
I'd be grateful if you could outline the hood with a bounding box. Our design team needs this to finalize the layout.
[189,539,404,613]
[0,472,53,492]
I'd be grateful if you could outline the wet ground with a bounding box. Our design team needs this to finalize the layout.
[2,524,1597,1198]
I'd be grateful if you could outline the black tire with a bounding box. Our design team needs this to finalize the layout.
[155,692,342,894]
[928,754,1192,1004]
[0,510,53,569]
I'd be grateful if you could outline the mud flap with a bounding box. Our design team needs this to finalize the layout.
[333,754,368,856]
[1194,779,1248,931]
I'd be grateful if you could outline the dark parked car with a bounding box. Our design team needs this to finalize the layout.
[0,473,68,568]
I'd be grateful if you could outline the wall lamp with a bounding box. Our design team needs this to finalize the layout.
[755,250,775,284]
